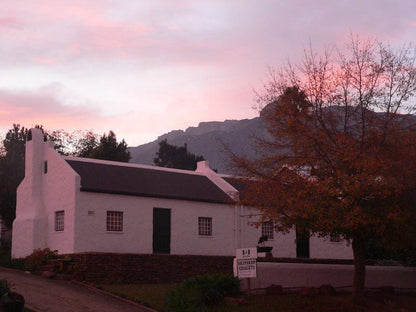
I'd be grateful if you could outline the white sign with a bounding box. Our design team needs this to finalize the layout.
[236,247,257,259]
[236,258,257,278]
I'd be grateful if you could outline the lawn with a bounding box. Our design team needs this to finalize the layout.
[98,283,416,312]
[98,283,177,311]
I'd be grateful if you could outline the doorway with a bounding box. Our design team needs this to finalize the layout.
[296,226,310,258]
[153,208,171,254]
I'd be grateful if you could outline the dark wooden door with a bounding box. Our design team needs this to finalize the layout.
[296,226,310,258]
[153,208,171,254]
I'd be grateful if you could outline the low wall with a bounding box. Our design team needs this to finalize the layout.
[69,253,234,284]
[242,262,416,291]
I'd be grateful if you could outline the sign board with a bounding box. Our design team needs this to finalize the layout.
[235,248,257,278]
[236,247,257,259]
[236,258,257,278]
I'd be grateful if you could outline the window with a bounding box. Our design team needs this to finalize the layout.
[55,211,65,231]
[261,221,274,239]
[198,217,212,236]
[107,211,123,231]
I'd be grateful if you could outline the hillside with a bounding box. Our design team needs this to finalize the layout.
[128,107,416,174]
[128,117,266,173]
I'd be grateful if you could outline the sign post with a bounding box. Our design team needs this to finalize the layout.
[235,247,257,291]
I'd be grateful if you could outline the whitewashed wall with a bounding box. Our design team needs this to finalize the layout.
[12,129,48,258]
[242,263,416,290]
[43,146,79,255]
[310,236,352,259]
[72,192,351,258]
[73,191,237,256]
[12,129,80,258]
[238,206,352,259]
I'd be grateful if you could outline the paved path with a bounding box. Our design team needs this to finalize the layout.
[0,268,155,312]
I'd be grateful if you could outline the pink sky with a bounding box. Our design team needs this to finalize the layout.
[1,0,415,146]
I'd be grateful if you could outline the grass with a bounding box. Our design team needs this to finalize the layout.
[98,283,416,312]
[97,283,177,311]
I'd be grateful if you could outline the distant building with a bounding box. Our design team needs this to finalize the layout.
[12,128,352,259]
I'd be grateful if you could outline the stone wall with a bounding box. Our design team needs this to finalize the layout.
[69,253,234,284]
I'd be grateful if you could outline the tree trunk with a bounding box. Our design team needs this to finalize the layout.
[352,236,366,305]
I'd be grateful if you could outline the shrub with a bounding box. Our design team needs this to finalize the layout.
[24,248,58,271]
[1,291,25,312]
[165,274,240,312]
[366,239,416,266]
[0,280,25,312]
[0,251,26,271]
[0,279,13,296]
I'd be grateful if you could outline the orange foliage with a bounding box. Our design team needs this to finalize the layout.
[231,36,416,303]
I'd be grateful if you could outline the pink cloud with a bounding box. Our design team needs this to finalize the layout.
[0,88,102,130]
[0,87,178,145]
[34,56,56,66]
[0,17,20,28]
[0,1,154,65]
[0,0,415,148]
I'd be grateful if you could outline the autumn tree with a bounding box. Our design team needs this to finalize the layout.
[154,139,204,170]
[231,37,416,304]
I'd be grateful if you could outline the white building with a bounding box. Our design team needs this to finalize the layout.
[12,128,352,259]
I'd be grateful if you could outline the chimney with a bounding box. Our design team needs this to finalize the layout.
[25,128,46,197]
[196,160,211,173]
[196,160,239,201]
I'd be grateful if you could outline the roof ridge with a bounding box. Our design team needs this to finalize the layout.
[63,156,206,176]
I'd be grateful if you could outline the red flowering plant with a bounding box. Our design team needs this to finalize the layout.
[24,248,58,271]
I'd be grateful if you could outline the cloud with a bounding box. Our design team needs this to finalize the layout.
[0,87,102,130]
[3,0,414,70]
[0,17,20,28]
[0,0,415,147]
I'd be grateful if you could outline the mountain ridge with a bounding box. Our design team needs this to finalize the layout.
[128,107,416,174]
[128,117,265,173]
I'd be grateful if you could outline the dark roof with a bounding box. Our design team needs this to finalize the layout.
[222,177,248,201]
[222,177,246,193]
[66,159,232,204]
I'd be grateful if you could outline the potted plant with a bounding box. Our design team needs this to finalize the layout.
[257,235,273,253]
[0,279,25,312]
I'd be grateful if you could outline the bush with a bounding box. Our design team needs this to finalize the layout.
[0,250,26,271]
[24,248,58,271]
[165,274,240,312]
[0,279,25,312]
[1,291,25,312]
[366,240,416,266]
[0,279,13,296]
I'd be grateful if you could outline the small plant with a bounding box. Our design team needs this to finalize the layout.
[258,235,268,245]
[257,235,273,253]
[24,248,58,271]
[0,279,14,296]
[0,279,25,312]
[165,274,240,312]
